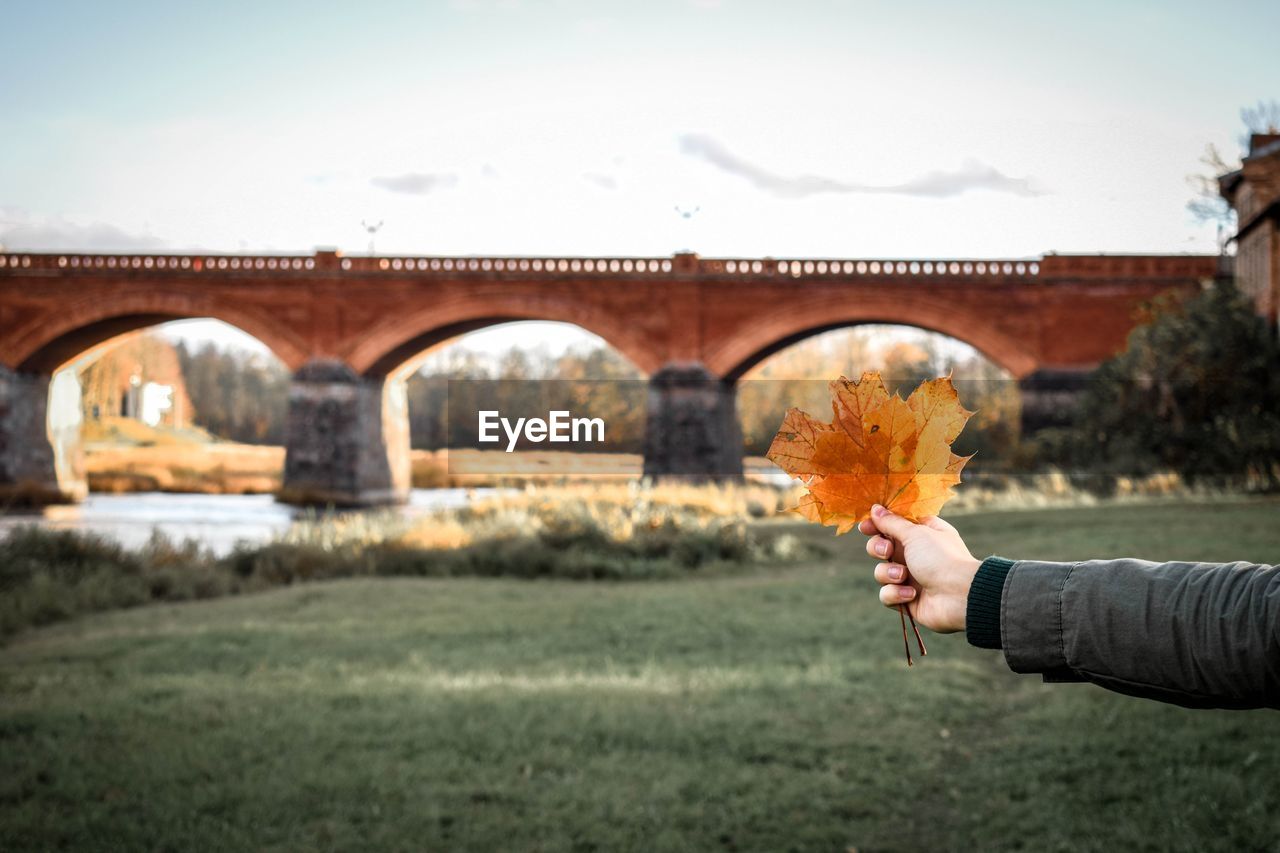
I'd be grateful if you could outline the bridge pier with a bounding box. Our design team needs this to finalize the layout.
[280,360,410,506]
[642,363,744,481]
[0,366,86,504]
[1017,368,1091,433]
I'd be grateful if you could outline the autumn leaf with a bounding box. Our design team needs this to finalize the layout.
[768,372,974,666]
[767,372,974,533]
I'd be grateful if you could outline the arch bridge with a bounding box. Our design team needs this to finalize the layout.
[0,249,1219,504]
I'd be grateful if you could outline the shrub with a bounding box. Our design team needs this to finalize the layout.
[1063,280,1280,486]
[0,483,822,639]
[0,527,240,635]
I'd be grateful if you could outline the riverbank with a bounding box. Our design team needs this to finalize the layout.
[0,482,814,638]
[84,442,783,492]
[86,442,285,493]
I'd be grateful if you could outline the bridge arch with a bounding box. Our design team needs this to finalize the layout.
[345,290,663,378]
[5,289,310,374]
[0,290,305,505]
[705,291,1040,382]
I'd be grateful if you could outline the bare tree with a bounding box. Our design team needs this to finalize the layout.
[1186,99,1280,249]
[1187,144,1236,230]
[1239,99,1280,149]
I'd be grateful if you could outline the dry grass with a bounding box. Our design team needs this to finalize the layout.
[82,418,282,495]
[460,480,793,520]
[89,445,651,494]
[86,443,284,494]
[80,416,213,447]
[942,469,1265,515]
[393,480,798,554]
[82,438,1268,515]
[253,481,823,583]
[411,448,643,488]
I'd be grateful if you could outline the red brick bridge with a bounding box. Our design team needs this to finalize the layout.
[0,249,1219,504]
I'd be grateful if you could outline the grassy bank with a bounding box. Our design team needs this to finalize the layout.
[86,443,284,494]
[0,484,815,637]
[1,500,1278,851]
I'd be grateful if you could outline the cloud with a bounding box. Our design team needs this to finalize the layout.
[678,133,1045,199]
[370,172,458,195]
[582,172,618,190]
[885,161,1046,198]
[0,210,166,251]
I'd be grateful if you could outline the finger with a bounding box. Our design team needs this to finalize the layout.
[869,504,918,540]
[857,518,877,536]
[879,583,917,607]
[921,515,955,533]
[865,535,895,560]
[874,562,908,585]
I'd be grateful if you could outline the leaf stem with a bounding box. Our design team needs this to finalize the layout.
[905,604,928,657]
[898,604,913,666]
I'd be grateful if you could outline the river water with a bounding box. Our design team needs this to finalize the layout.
[0,490,487,555]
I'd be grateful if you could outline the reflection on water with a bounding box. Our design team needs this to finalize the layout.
[0,490,488,555]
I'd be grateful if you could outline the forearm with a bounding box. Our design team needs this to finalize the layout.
[966,556,1280,709]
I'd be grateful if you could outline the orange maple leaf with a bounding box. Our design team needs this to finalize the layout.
[767,372,974,534]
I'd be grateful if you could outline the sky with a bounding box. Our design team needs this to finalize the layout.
[2,0,1278,356]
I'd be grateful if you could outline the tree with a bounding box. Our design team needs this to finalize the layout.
[736,327,1020,464]
[80,333,195,429]
[174,341,290,444]
[1070,280,1280,485]
[1187,99,1280,248]
[404,342,645,451]
[1239,99,1280,149]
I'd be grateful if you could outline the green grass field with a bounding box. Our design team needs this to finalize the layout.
[2,500,1278,852]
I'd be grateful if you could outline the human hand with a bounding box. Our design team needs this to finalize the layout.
[859,504,981,634]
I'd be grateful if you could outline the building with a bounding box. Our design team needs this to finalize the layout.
[1220,133,1280,333]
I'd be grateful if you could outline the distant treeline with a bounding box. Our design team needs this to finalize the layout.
[74,280,1280,486]
[175,342,291,445]
[735,335,1020,462]
[405,346,646,451]
[80,335,194,427]
[84,327,1023,463]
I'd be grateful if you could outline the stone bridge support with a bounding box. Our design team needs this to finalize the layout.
[280,360,410,506]
[1017,369,1092,433]
[0,366,86,504]
[642,363,743,481]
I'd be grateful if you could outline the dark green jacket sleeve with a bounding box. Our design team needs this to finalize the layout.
[966,557,1280,709]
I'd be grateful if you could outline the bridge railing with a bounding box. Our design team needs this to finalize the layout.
[0,254,319,272]
[0,253,683,275]
[0,251,1217,280]
[336,256,677,274]
[700,258,1040,277]
[0,251,1040,277]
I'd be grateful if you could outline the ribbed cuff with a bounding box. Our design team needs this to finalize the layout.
[966,556,1016,649]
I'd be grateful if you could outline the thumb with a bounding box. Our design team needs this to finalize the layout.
[921,515,955,533]
[870,504,918,541]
